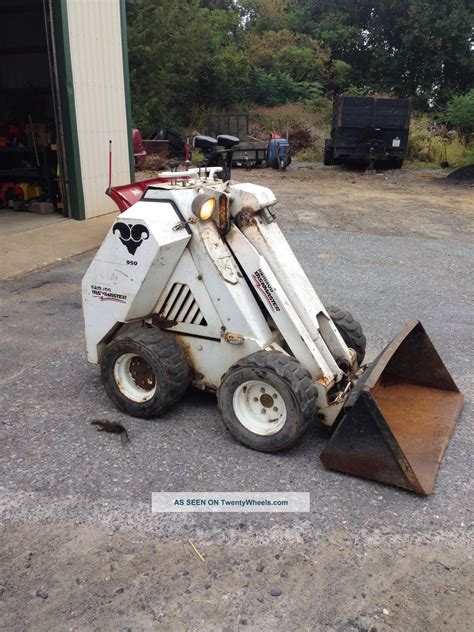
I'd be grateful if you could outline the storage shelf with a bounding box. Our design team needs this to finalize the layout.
[0,170,43,179]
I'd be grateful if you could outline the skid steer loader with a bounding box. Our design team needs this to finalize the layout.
[82,146,463,494]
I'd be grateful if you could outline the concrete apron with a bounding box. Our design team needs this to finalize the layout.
[0,211,117,282]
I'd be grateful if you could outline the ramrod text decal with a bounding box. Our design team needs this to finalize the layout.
[252,268,280,312]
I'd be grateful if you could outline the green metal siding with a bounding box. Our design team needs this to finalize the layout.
[53,0,85,220]
[120,0,135,182]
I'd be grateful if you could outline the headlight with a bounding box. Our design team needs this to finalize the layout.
[192,194,216,221]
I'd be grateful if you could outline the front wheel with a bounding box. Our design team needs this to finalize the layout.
[100,327,190,418]
[217,351,318,452]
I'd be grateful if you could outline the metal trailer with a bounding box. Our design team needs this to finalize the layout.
[207,113,267,167]
[324,96,412,168]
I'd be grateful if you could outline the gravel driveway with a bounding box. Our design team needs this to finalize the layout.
[1,166,472,631]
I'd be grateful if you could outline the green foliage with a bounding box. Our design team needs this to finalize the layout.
[407,115,470,166]
[458,147,474,166]
[249,69,303,105]
[285,0,474,107]
[345,85,367,97]
[126,0,474,136]
[443,90,474,140]
[126,0,246,131]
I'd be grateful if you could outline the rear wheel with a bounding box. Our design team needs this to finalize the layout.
[100,327,190,418]
[327,305,366,364]
[323,147,334,166]
[391,157,404,169]
[217,351,318,452]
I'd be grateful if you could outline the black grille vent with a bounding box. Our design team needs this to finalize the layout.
[161,283,207,326]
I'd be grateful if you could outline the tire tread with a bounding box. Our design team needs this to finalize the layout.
[102,326,190,416]
[218,351,318,451]
[327,305,366,364]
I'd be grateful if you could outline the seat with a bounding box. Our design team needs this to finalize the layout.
[217,135,240,149]
[193,135,218,150]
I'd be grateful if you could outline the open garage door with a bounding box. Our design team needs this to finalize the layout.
[0,0,70,230]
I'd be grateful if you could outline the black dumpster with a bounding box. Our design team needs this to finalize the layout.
[324,96,412,168]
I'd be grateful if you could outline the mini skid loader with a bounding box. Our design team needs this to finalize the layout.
[82,139,463,494]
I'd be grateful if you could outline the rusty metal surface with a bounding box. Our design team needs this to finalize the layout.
[223,332,245,345]
[151,313,178,329]
[234,208,257,230]
[320,320,464,494]
[372,382,463,493]
[216,194,231,236]
[129,356,156,391]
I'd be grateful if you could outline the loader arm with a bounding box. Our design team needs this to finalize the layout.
[229,195,354,372]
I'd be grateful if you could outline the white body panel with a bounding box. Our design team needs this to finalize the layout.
[83,179,357,423]
[82,201,190,362]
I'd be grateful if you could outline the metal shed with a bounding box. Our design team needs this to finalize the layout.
[0,0,133,221]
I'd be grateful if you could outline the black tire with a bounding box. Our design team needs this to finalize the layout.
[327,305,366,364]
[100,327,190,418]
[217,351,318,452]
[323,147,333,166]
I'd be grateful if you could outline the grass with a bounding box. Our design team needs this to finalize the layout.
[407,115,472,167]
[294,149,322,162]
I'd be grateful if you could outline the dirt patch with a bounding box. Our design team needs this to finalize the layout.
[1,523,472,632]
[233,166,474,242]
[138,165,473,242]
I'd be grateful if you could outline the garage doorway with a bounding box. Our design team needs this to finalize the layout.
[0,0,69,235]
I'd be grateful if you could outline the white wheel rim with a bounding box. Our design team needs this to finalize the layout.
[232,380,287,436]
[113,353,157,403]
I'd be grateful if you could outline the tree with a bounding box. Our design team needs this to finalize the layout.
[285,0,474,106]
[444,90,474,142]
[126,0,246,130]
[126,0,474,129]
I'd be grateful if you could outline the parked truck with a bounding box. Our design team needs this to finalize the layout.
[324,96,412,168]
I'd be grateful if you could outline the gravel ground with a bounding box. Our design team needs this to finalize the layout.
[1,166,473,631]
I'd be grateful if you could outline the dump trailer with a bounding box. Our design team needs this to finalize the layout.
[324,96,412,168]
[83,149,463,495]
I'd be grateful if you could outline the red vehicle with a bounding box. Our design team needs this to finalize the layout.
[132,127,147,170]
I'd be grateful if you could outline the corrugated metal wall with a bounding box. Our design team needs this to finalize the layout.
[66,0,131,218]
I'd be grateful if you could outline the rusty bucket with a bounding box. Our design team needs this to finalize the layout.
[320,320,464,494]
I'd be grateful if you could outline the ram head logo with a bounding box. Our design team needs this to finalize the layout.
[113,222,149,255]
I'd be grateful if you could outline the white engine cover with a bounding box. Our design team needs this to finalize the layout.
[82,201,190,362]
